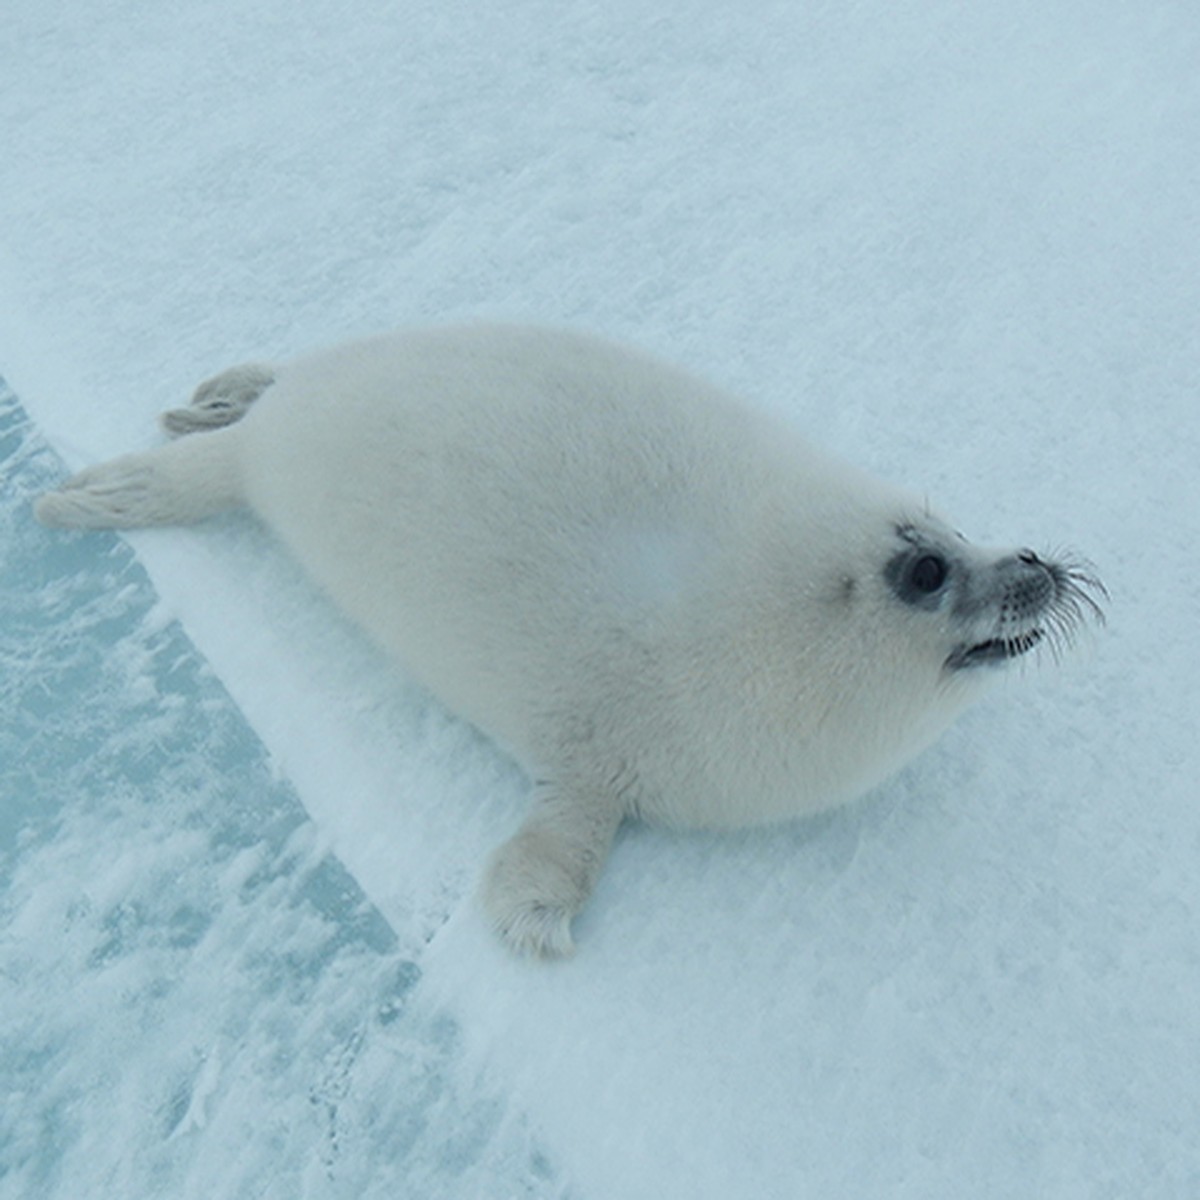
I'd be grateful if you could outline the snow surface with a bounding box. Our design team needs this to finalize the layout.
[1,389,568,1198]
[3,1,1198,1196]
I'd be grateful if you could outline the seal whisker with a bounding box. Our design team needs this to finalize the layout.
[1011,552,1108,665]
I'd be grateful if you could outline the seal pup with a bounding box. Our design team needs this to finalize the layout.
[35,324,1105,957]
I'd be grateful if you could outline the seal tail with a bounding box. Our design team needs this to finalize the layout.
[34,425,245,530]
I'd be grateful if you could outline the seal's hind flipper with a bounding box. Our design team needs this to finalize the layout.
[35,428,245,529]
[161,362,276,437]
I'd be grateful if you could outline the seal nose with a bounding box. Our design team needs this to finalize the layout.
[1018,549,1041,566]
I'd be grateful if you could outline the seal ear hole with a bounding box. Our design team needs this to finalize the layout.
[910,554,948,594]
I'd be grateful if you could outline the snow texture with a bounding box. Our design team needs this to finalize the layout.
[2,1,1198,1196]
[0,389,568,1198]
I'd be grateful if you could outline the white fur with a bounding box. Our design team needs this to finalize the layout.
[37,324,1000,955]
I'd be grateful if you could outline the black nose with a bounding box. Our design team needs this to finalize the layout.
[1018,549,1041,566]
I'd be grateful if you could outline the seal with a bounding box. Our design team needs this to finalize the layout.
[35,323,1105,956]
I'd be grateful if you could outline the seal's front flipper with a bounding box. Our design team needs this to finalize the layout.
[34,427,245,530]
[481,779,625,958]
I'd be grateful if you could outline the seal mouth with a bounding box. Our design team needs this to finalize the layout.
[942,552,1107,673]
[946,629,1043,671]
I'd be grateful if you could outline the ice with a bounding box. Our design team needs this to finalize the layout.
[0,389,568,1197]
[3,1,1199,1196]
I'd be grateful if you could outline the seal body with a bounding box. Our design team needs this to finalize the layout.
[36,323,1103,956]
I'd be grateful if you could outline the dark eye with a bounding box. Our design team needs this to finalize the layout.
[910,554,947,593]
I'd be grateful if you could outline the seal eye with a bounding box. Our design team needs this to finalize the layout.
[910,554,947,594]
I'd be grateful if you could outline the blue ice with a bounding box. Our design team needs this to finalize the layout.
[0,383,568,1198]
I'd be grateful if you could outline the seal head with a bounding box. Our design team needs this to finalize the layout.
[883,522,1105,673]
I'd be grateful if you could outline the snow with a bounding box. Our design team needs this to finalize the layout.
[3,1,1198,1196]
[0,390,560,1198]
